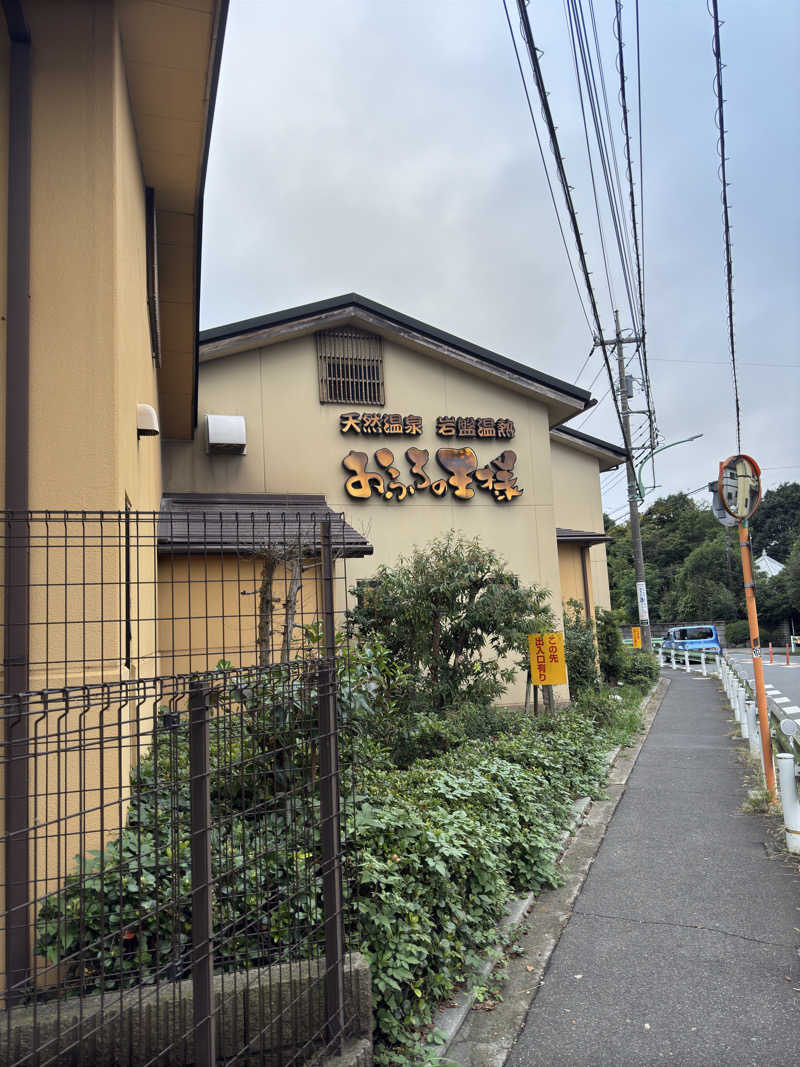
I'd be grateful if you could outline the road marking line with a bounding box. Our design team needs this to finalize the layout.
[773,697,790,704]
[781,706,800,716]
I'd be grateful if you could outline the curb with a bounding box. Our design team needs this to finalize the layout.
[437,677,669,1063]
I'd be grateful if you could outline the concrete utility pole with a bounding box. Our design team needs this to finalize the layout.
[612,310,652,652]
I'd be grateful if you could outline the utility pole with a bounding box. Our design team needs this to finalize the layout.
[612,310,652,652]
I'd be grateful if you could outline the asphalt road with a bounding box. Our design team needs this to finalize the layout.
[506,669,800,1067]
[726,650,800,724]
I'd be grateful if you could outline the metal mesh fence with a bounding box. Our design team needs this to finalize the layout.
[0,509,362,1065]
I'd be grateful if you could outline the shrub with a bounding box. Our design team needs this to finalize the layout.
[595,607,625,683]
[36,649,635,1064]
[563,599,599,697]
[620,648,659,688]
[349,532,554,712]
[724,619,749,646]
[723,620,786,649]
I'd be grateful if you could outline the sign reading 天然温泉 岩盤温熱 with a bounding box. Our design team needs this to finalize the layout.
[339,413,516,439]
[528,632,567,686]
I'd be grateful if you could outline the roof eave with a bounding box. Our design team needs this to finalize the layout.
[550,425,628,471]
[199,295,593,425]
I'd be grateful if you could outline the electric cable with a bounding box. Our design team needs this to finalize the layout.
[709,0,742,451]
[500,0,594,334]
[508,0,628,450]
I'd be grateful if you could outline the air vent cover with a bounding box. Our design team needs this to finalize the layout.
[206,414,246,455]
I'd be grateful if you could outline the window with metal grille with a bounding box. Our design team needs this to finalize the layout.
[316,327,384,405]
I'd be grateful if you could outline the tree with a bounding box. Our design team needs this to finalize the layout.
[563,600,599,698]
[749,482,800,562]
[349,532,554,710]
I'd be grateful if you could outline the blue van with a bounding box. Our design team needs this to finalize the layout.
[661,624,722,655]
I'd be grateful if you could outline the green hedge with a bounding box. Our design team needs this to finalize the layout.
[36,663,647,1065]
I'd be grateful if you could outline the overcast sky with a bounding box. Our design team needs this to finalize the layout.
[200,0,800,520]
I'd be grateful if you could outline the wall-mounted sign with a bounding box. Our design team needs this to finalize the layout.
[342,447,523,503]
[339,412,515,440]
[435,417,515,440]
[631,626,642,649]
[528,632,567,686]
[340,412,423,436]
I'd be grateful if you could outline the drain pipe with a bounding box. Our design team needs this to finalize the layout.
[3,0,32,1005]
[776,754,800,855]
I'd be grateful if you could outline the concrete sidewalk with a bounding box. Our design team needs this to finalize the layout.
[506,669,800,1067]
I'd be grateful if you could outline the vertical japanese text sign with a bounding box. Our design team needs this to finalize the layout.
[631,626,642,649]
[528,632,567,686]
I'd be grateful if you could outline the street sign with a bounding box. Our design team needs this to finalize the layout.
[717,454,762,520]
[636,581,650,624]
[528,632,567,686]
[631,626,642,649]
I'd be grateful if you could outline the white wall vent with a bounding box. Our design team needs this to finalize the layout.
[206,414,246,455]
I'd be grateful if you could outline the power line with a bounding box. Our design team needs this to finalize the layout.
[650,357,799,368]
[710,0,742,451]
[499,0,594,334]
[509,0,628,449]
[614,0,656,455]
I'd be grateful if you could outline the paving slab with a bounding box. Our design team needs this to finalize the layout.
[503,670,800,1067]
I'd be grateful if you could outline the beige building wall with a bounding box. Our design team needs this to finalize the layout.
[26,1,162,515]
[157,555,323,677]
[551,439,612,611]
[20,4,164,691]
[164,335,568,703]
[557,542,594,617]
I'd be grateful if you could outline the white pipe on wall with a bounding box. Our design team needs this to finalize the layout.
[776,753,800,855]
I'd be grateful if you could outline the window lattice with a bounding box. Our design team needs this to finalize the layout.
[316,328,384,405]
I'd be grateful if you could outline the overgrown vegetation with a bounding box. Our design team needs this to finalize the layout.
[348,533,554,712]
[36,533,659,1065]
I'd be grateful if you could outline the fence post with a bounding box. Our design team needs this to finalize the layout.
[189,679,216,1067]
[4,692,30,1005]
[319,520,345,1050]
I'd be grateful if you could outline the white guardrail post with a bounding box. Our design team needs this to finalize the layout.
[737,687,748,737]
[776,753,800,855]
[670,649,676,669]
[738,682,750,725]
[746,702,760,761]
[684,650,691,673]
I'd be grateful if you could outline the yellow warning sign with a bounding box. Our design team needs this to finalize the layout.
[528,632,567,686]
[632,626,642,649]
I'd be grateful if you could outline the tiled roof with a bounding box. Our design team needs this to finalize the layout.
[158,494,373,558]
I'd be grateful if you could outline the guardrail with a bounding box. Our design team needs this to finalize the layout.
[661,648,800,854]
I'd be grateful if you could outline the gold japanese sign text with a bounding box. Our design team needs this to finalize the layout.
[528,632,567,686]
[343,447,523,503]
[339,412,516,440]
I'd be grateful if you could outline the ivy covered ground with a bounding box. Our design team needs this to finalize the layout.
[37,535,660,1065]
